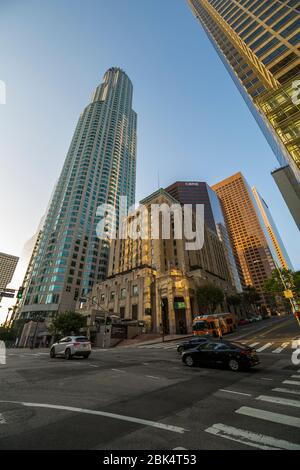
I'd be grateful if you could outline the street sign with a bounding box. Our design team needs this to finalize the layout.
[0,292,14,298]
[284,290,294,299]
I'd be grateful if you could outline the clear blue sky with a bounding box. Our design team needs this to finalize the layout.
[0,0,299,281]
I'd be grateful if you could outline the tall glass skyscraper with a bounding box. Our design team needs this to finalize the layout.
[19,67,137,320]
[188,0,300,229]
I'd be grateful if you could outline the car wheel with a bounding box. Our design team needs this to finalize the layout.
[65,348,72,360]
[228,359,239,371]
[50,348,56,358]
[184,355,194,367]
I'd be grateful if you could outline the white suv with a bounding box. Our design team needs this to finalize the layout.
[50,336,91,360]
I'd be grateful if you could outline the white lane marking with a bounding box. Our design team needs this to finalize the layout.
[249,342,259,347]
[219,389,252,397]
[89,364,99,368]
[272,342,289,354]
[0,413,7,424]
[291,375,300,379]
[173,447,187,450]
[257,395,300,409]
[205,423,300,450]
[111,369,125,373]
[0,400,188,434]
[142,363,149,366]
[256,342,273,352]
[236,406,300,428]
[273,388,300,396]
[260,378,273,381]
[146,375,160,380]
[283,380,300,386]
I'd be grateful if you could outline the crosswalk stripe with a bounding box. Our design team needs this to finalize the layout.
[236,406,300,428]
[272,342,289,354]
[291,375,300,379]
[273,388,300,396]
[256,342,273,352]
[283,380,300,386]
[205,423,300,450]
[256,395,300,409]
[249,342,259,347]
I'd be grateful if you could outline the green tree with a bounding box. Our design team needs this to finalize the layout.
[242,286,261,309]
[49,312,86,336]
[0,325,17,342]
[226,294,241,307]
[196,284,224,314]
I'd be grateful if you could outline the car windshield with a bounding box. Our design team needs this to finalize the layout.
[75,337,89,342]
[193,321,208,331]
[226,341,247,349]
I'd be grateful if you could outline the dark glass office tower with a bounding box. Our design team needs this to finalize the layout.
[165,181,242,291]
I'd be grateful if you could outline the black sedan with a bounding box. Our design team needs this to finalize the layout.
[182,340,260,371]
[177,335,213,354]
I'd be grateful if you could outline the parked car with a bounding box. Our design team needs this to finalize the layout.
[181,340,260,371]
[50,336,91,359]
[238,318,249,326]
[177,335,213,354]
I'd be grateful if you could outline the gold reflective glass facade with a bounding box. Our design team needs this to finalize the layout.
[188,0,300,180]
[212,173,275,300]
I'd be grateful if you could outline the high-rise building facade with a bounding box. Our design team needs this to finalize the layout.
[0,252,19,300]
[188,0,300,228]
[212,172,277,299]
[19,67,137,320]
[252,186,293,270]
[165,181,242,291]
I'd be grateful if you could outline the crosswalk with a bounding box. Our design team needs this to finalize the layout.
[205,370,300,449]
[137,339,299,354]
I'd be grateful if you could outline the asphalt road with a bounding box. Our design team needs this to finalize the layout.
[0,315,300,450]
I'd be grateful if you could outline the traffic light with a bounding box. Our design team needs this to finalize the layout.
[17,287,25,299]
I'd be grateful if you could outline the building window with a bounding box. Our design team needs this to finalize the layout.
[132,304,138,320]
[132,285,138,296]
[121,288,126,299]
[110,291,115,301]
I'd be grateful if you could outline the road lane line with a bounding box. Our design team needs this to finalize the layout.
[257,395,300,409]
[256,343,273,352]
[111,369,125,373]
[205,423,300,450]
[272,342,289,354]
[146,375,160,380]
[219,389,252,397]
[236,406,300,428]
[0,400,188,434]
[291,375,300,379]
[283,380,300,386]
[249,342,259,347]
[273,388,300,396]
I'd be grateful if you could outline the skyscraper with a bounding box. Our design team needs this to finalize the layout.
[165,181,242,291]
[252,186,293,270]
[19,67,137,320]
[0,252,19,302]
[212,172,277,300]
[188,0,300,228]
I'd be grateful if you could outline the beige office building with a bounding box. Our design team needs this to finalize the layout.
[80,189,235,335]
[0,252,19,300]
